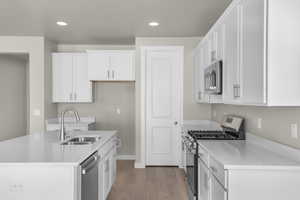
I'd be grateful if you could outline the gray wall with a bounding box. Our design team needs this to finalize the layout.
[0,36,46,133]
[134,37,212,164]
[212,104,300,149]
[44,39,58,122]
[57,82,135,156]
[0,55,28,140]
[56,44,136,156]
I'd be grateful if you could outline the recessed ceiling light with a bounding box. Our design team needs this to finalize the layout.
[56,21,68,26]
[148,21,160,27]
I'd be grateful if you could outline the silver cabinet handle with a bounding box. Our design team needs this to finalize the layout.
[233,84,240,98]
[198,91,202,100]
[107,70,110,80]
[69,93,73,101]
[112,70,115,80]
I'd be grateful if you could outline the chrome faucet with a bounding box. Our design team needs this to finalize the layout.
[60,109,80,141]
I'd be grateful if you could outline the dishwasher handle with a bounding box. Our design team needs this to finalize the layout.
[81,154,100,175]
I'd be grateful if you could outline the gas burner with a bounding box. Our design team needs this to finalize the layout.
[187,129,241,140]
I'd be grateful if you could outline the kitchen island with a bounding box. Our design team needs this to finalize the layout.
[0,130,117,200]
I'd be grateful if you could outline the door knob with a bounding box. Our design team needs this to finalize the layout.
[174,121,178,125]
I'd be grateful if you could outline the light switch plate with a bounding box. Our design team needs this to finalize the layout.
[257,118,262,129]
[116,108,121,115]
[213,110,217,117]
[291,124,298,139]
[33,109,41,116]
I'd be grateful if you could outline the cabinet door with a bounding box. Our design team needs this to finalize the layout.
[194,44,202,103]
[87,51,110,81]
[109,147,117,189]
[110,51,135,81]
[199,160,211,200]
[209,27,224,104]
[98,159,106,200]
[52,53,73,102]
[223,5,241,103]
[98,156,111,200]
[73,54,93,102]
[240,0,266,104]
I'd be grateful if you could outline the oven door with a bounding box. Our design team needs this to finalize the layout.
[185,142,198,200]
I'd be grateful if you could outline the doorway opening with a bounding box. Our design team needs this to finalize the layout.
[0,53,29,141]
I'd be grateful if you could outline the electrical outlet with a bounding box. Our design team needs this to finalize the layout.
[213,110,217,118]
[291,124,298,139]
[116,108,121,115]
[33,109,41,116]
[257,118,262,129]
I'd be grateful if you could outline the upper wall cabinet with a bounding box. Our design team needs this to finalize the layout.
[195,0,300,106]
[87,50,135,81]
[52,53,93,103]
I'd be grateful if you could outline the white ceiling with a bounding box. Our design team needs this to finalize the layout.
[0,0,232,44]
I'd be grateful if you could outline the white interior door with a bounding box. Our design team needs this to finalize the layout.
[145,47,183,166]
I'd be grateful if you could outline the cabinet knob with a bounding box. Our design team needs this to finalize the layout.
[174,121,178,125]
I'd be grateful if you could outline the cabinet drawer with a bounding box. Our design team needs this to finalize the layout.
[209,156,226,188]
[198,144,209,166]
[98,137,116,159]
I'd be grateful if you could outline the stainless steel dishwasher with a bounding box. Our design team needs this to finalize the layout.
[81,152,99,200]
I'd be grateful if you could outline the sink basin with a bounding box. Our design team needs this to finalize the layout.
[61,136,101,145]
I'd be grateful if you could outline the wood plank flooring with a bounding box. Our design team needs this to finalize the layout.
[107,160,189,200]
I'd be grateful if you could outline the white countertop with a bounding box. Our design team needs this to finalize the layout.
[46,117,96,126]
[198,134,300,170]
[0,130,116,166]
[182,120,300,170]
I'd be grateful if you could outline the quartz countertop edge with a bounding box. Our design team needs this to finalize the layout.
[198,133,300,170]
[0,130,117,166]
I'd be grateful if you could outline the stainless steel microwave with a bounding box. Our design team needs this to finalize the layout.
[204,60,222,94]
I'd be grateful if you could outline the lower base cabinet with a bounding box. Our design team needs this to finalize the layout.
[98,137,117,200]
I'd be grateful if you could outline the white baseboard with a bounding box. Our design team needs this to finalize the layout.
[117,155,136,160]
[134,162,145,168]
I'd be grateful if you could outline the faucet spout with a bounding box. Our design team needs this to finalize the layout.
[60,109,80,142]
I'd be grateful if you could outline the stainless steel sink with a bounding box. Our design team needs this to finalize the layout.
[61,136,101,145]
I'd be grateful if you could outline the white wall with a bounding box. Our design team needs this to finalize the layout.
[0,55,28,140]
[134,37,212,165]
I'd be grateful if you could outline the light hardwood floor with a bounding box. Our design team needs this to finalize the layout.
[107,160,189,200]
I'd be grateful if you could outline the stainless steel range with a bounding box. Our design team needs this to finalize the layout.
[183,115,245,200]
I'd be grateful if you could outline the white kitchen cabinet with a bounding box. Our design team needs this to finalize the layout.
[52,53,92,103]
[98,137,117,200]
[195,0,300,106]
[87,50,135,81]
[239,0,266,104]
[222,5,241,104]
